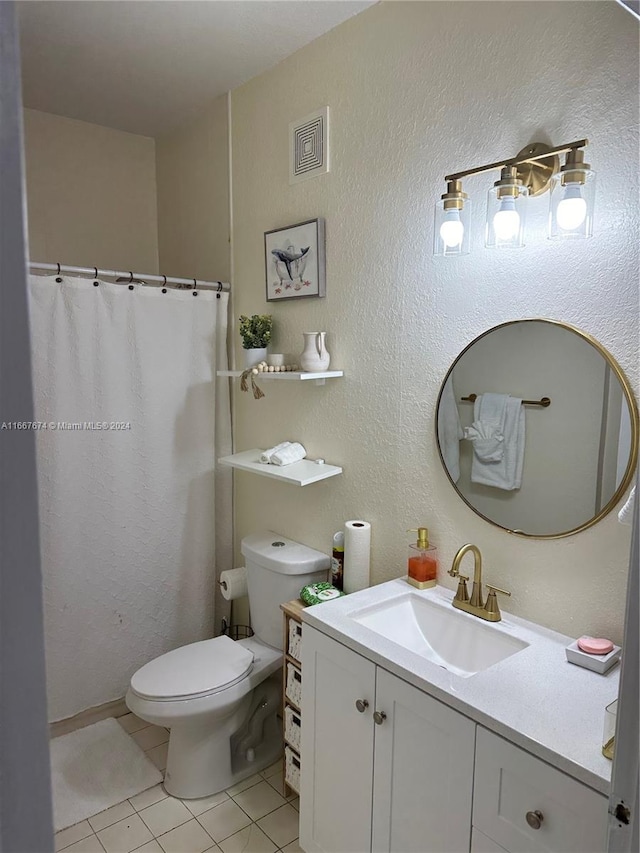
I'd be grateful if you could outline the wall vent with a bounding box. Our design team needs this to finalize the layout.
[289,107,329,184]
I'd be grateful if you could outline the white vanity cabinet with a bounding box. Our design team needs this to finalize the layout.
[300,625,475,853]
[300,625,609,853]
[472,728,607,853]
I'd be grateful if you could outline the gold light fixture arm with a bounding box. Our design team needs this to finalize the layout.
[445,139,588,198]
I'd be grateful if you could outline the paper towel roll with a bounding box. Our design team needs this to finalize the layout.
[343,520,371,594]
[219,567,248,600]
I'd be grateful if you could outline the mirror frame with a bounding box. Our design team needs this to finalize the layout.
[436,318,639,539]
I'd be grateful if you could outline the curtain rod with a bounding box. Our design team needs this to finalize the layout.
[29,262,230,292]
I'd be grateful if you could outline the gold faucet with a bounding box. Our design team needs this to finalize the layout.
[448,544,511,622]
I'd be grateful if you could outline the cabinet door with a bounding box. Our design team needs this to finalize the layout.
[473,727,608,853]
[371,668,475,853]
[300,626,376,853]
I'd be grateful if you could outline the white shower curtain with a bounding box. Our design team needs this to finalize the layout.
[28,275,232,721]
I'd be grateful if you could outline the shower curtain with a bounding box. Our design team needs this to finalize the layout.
[28,275,233,721]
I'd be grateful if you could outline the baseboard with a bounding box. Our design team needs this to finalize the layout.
[50,697,129,739]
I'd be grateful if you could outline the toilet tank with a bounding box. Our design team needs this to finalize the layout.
[241,531,330,649]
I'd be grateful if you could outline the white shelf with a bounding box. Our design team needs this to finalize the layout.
[217,370,343,385]
[218,449,342,486]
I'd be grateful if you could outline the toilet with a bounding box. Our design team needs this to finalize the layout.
[126,531,329,799]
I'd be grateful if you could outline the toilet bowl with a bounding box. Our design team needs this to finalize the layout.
[126,531,329,798]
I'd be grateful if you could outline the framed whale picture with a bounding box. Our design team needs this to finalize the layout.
[265,218,325,301]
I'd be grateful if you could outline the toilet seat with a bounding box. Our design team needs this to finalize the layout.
[130,635,254,701]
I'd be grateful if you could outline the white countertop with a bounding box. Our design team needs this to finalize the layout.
[301,579,618,796]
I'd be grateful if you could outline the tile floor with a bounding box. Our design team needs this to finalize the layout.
[54,713,302,853]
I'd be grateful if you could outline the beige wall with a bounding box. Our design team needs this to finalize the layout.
[23,109,158,272]
[155,95,230,283]
[231,1,639,643]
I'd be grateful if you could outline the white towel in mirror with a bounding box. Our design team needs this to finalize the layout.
[470,394,525,490]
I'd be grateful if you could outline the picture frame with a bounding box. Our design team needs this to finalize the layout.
[264,218,325,302]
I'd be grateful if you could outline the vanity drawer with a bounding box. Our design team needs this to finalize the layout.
[473,727,607,853]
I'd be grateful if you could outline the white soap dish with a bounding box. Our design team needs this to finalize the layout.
[565,640,621,674]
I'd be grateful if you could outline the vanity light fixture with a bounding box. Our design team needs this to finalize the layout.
[434,139,594,256]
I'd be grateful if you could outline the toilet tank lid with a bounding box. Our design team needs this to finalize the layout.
[241,531,330,575]
[130,636,254,701]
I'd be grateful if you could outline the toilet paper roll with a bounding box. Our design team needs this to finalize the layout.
[219,567,248,601]
[343,520,371,594]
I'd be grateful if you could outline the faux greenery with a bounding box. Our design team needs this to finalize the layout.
[239,314,273,349]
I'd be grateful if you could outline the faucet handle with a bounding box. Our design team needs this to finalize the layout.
[454,574,470,603]
[484,584,511,619]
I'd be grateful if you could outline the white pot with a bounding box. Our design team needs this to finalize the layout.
[242,347,267,369]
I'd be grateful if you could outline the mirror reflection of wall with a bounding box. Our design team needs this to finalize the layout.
[437,320,638,538]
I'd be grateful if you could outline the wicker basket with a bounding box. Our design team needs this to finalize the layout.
[284,705,302,752]
[285,745,301,793]
[285,662,302,707]
[288,619,302,661]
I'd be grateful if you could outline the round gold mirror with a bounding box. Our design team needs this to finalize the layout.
[436,319,638,538]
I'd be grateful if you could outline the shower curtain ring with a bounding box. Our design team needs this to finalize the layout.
[94,267,98,278]
[56,262,61,275]
[128,271,133,283]
[217,282,223,293]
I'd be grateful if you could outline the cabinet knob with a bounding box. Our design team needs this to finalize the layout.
[373,710,387,725]
[525,810,544,830]
[355,699,369,713]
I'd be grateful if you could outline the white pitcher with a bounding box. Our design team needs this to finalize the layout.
[300,332,330,373]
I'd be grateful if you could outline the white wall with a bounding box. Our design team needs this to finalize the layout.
[231,1,638,644]
[155,95,231,282]
[23,109,159,272]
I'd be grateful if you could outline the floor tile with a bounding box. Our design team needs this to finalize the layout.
[117,713,149,734]
[129,785,168,812]
[289,797,299,812]
[55,820,93,851]
[264,772,297,800]
[97,814,153,853]
[231,781,286,821]
[224,773,262,797]
[218,824,277,853]
[61,835,105,853]
[197,799,251,843]
[89,800,135,832]
[138,797,192,837]
[156,818,214,853]
[130,842,163,853]
[257,804,299,849]
[132,726,169,752]
[259,759,283,780]
[182,791,229,817]
[279,839,303,853]
[146,743,169,771]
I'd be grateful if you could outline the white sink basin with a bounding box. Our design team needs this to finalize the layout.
[350,593,529,677]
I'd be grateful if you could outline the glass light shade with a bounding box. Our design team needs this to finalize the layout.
[549,167,596,240]
[434,199,471,256]
[486,183,529,249]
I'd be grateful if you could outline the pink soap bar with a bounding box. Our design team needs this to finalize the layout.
[577,636,614,655]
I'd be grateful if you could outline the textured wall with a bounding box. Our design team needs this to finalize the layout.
[156,94,231,282]
[23,109,159,272]
[231,1,638,644]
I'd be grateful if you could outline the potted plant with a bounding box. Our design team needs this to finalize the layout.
[239,314,273,368]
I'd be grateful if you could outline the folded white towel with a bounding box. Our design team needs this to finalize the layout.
[437,375,463,482]
[618,486,636,525]
[271,442,307,466]
[471,394,525,491]
[464,420,504,462]
[260,441,292,464]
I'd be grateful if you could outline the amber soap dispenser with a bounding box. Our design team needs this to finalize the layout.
[406,527,438,589]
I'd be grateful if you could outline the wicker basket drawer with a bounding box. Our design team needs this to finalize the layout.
[285,662,302,707]
[288,619,302,662]
[285,745,301,794]
[284,704,302,752]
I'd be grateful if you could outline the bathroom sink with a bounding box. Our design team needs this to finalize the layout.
[350,593,528,677]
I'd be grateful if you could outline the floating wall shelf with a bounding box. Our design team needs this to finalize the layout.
[217,370,343,386]
[218,449,342,486]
